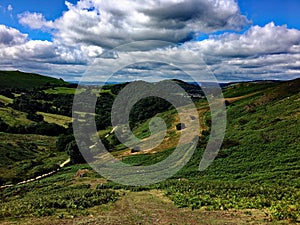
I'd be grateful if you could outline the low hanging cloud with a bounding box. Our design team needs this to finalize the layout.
[18,0,249,48]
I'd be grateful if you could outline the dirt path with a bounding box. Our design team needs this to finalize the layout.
[5,190,289,225]
[73,190,283,225]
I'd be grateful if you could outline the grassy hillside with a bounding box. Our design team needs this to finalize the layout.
[116,79,300,184]
[0,70,68,89]
[107,78,300,221]
[204,79,300,185]
[117,79,300,186]
[0,133,67,185]
[159,79,300,221]
[222,81,280,98]
[0,107,34,127]
[0,78,299,223]
[0,71,72,185]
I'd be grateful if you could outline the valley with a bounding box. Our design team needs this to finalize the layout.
[0,71,299,224]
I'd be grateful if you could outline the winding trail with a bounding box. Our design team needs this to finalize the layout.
[0,158,70,189]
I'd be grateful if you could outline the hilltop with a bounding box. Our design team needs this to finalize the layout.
[0,70,68,89]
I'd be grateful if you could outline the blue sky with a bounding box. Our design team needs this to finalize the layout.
[238,0,300,29]
[0,0,78,40]
[0,0,300,82]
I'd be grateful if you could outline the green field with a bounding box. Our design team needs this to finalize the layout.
[0,95,13,105]
[0,107,34,127]
[43,87,77,95]
[37,112,72,128]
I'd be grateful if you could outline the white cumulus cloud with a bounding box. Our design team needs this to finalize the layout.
[19,0,249,48]
[18,12,54,30]
[189,22,300,57]
[183,23,300,81]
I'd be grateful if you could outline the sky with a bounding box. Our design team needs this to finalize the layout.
[0,0,300,82]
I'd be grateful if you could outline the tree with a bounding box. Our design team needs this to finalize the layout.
[27,112,44,122]
[66,140,86,164]
[34,122,66,136]
[0,118,9,132]
[56,134,75,152]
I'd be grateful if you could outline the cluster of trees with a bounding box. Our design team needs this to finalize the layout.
[0,89,15,99]
[95,92,114,130]
[129,96,172,128]
[11,92,74,117]
[0,118,66,136]
[0,118,9,132]
[56,124,86,164]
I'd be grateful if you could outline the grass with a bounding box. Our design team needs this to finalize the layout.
[0,165,117,219]
[0,133,67,185]
[122,147,175,166]
[110,78,300,221]
[205,88,300,186]
[0,95,13,105]
[0,107,34,127]
[223,81,279,98]
[0,165,297,224]
[37,112,72,128]
[0,70,67,89]
[161,179,300,222]
[0,78,299,223]
[43,87,77,95]
[0,175,118,219]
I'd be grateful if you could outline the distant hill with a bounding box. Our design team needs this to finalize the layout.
[0,70,68,89]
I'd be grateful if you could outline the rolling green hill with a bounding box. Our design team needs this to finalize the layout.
[0,70,68,89]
